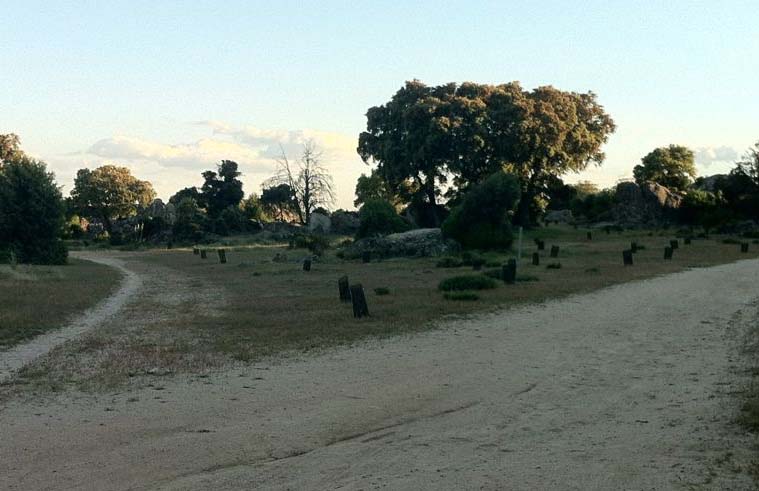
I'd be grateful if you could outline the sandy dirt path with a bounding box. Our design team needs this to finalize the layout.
[0,252,141,382]
[2,258,758,490]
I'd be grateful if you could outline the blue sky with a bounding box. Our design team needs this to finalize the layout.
[2,0,758,208]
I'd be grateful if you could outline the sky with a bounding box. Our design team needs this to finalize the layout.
[2,0,758,209]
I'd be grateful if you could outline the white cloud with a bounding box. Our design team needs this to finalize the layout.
[694,146,738,167]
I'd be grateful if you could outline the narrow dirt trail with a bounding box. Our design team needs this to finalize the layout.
[0,252,141,382]
[2,259,758,490]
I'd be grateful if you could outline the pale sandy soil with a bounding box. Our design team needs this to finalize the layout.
[1,256,758,490]
[0,252,140,382]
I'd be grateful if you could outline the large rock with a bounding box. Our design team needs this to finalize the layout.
[341,228,458,259]
[330,210,360,235]
[613,181,682,226]
[307,212,331,234]
[544,209,573,224]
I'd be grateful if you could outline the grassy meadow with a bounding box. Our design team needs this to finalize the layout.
[0,258,122,348]
[4,225,759,395]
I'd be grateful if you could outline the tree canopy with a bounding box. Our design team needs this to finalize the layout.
[71,165,155,232]
[0,154,67,264]
[633,145,696,191]
[200,160,245,218]
[358,80,615,226]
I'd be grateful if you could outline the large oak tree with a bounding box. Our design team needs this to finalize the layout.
[358,80,616,226]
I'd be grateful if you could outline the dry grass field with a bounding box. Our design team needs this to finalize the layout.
[0,258,122,348]
[4,226,758,396]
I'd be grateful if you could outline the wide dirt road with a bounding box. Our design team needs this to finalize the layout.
[2,259,758,490]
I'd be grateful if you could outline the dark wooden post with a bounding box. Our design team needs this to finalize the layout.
[630,241,638,253]
[217,249,227,264]
[200,249,207,259]
[664,246,673,260]
[362,251,371,263]
[684,237,691,245]
[502,259,517,284]
[670,239,679,250]
[741,242,749,253]
[550,245,560,258]
[167,240,173,250]
[350,284,369,318]
[338,276,350,302]
[586,231,592,240]
[303,258,312,271]
[535,239,545,251]
[604,226,611,234]
[193,247,199,255]
[532,252,540,266]
[623,250,633,266]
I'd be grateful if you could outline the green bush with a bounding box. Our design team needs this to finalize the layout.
[443,291,480,301]
[290,233,330,256]
[442,171,520,249]
[0,155,68,264]
[357,199,409,238]
[438,275,498,291]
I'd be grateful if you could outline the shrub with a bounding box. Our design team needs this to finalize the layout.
[438,275,498,291]
[442,171,520,249]
[546,262,562,269]
[290,233,330,256]
[0,155,68,264]
[436,256,463,268]
[357,199,409,238]
[443,291,480,301]
[374,287,390,295]
[482,268,502,280]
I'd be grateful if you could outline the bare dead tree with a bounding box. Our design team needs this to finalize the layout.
[265,139,335,225]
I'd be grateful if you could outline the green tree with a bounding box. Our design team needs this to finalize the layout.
[633,145,696,191]
[71,165,156,233]
[358,80,615,227]
[0,154,67,264]
[354,169,409,210]
[356,199,409,238]
[172,197,206,242]
[241,193,266,221]
[200,160,245,218]
[260,183,296,221]
[442,171,520,249]
[169,186,201,206]
[0,133,22,163]
[573,180,600,198]
[735,141,759,187]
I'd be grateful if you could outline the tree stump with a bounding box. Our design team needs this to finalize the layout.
[502,259,517,284]
[200,249,207,259]
[670,239,679,250]
[350,284,369,318]
[303,258,312,271]
[338,276,350,302]
[630,241,638,253]
[664,246,673,260]
[604,226,611,234]
[550,245,560,258]
[684,237,691,245]
[218,249,227,264]
[586,231,592,240]
[532,252,540,266]
[741,242,749,253]
[193,247,199,255]
[534,239,545,251]
[362,251,371,263]
[167,241,173,250]
[623,249,633,266]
